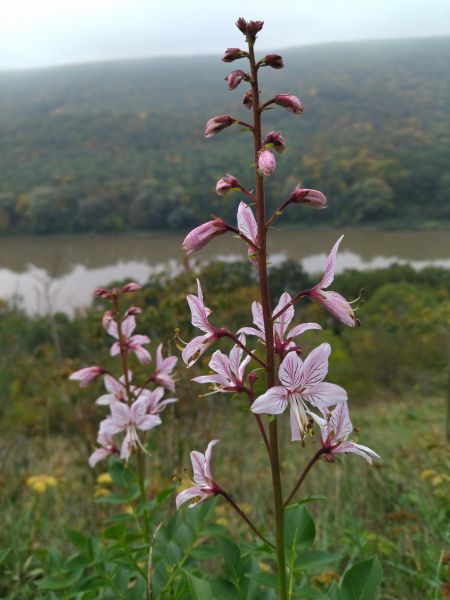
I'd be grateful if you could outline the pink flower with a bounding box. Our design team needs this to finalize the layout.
[239,292,321,355]
[222,47,246,63]
[309,235,357,327]
[182,280,220,367]
[261,54,284,69]
[141,386,177,414]
[122,282,141,293]
[176,440,220,509]
[251,343,347,441]
[182,218,229,254]
[271,94,304,114]
[152,344,177,392]
[237,201,259,264]
[257,149,276,176]
[108,315,151,364]
[263,131,286,153]
[69,366,104,388]
[313,403,380,464]
[88,433,118,468]
[204,115,235,138]
[215,174,242,196]
[95,372,130,405]
[243,89,253,110]
[288,187,327,209]
[224,69,247,90]
[192,335,251,394]
[99,397,162,460]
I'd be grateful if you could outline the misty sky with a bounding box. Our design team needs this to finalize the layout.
[1,0,450,71]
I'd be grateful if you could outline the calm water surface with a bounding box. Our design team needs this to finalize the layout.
[1,228,449,315]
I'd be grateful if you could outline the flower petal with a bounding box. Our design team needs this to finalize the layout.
[319,235,344,289]
[251,387,288,414]
[279,352,303,390]
[300,343,331,387]
[301,382,347,408]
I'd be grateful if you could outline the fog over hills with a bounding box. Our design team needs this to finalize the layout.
[0,37,449,233]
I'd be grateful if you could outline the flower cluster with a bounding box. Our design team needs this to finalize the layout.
[176,17,378,512]
[70,283,177,466]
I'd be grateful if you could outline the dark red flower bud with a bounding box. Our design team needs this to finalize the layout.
[261,54,284,69]
[224,69,248,90]
[125,306,142,316]
[222,47,246,63]
[94,287,112,299]
[271,94,304,114]
[243,89,253,110]
[288,187,327,209]
[236,17,264,40]
[204,115,235,138]
[122,282,141,293]
[215,174,242,196]
[263,130,286,153]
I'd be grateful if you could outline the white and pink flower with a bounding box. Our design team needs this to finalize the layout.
[99,397,162,461]
[182,280,220,367]
[239,292,321,355]
[237,201,259,263]
[313,403,380,464]
[309,235,357,327]
[192,335,251,394]
[176,440,220,509]
[251,343,347,441]
[107,314,151,364]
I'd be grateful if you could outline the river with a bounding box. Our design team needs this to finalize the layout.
[1,228,449,315]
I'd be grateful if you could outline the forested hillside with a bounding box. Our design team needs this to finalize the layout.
[0,37,449,233]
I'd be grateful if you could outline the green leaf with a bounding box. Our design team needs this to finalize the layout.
[65,528,92,556]
[327,582,341,600]
[296,550,341,571]
[37,569,83,590]
[211,578,241,600]
[186,573,213,599]
[285,495,328,509]
[156,485,176,505]
[340,556,383,600]
[284,505,316,553]
[0,548,11,564]
[109,459,137,490]
[246,571,279,590]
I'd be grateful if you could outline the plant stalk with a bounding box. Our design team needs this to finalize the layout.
[248,38,288,599]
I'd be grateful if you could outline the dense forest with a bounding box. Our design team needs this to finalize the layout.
[0,37,449,234]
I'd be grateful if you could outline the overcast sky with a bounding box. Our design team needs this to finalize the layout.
[1,0,450,71]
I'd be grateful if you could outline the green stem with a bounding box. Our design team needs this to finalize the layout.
[284,448,325,507]
[136,449,150,541]
[248,39,288,599]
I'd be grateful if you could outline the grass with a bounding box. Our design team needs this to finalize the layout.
[1,395,448,598]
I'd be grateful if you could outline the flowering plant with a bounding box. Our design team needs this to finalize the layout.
[46,18,382,600]
[176,17,381,599]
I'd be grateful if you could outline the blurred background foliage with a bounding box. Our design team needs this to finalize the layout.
[0,261,448,598]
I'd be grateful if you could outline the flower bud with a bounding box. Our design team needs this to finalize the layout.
[94,287,112,299]
[70,366,104,388]
[224,69,247,90]
[261,54,284,69]
[257,149,276,176]
[122,282,141,293]
[125,306,142,316]
[243,89,253,110]
[222,47,246,63]
[236,18,264,40]
[271,94,304,114]
[182,218,230,254]
[204,115,235,138]
[215,174,242,196]
[288,187,327,209]
[263,130,286,153]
